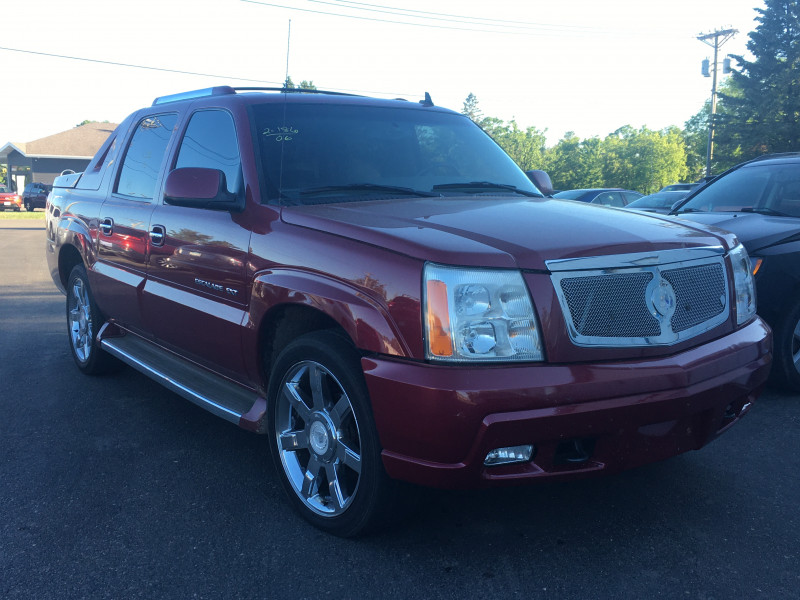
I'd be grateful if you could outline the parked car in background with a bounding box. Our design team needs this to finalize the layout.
[625,191,689,214]
[553,188,643,207]
[672,153,800,391]
[0,185,23,211]
[661,183,700,193]
[22,182,52,212]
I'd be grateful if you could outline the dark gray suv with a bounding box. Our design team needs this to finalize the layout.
[22,182,51,212]
[672,153,800,391]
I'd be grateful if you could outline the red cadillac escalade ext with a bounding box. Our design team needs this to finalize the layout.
[46,86,771,536]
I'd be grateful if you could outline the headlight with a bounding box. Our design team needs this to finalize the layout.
[729,243,757,325]
[423,263,544,362]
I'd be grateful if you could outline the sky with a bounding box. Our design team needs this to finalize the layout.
[0,0,765,147]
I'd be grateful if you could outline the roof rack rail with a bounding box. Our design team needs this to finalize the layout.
[152,86,236,106]
[233,87,361,97]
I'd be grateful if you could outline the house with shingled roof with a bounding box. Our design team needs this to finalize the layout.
[0,122,118,191]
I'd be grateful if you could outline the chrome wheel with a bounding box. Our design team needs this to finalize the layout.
[275,360,362,517]
[68,276,93,364]
[65,265,115,375]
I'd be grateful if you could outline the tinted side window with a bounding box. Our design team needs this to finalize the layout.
[592,192,624,207]
[115,113,178,199]
[175,110,241,195]
[682,165,774,213]
[621,192,641,204]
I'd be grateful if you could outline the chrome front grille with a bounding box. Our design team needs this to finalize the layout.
[662,263,726,333]
[560,272,659,338]
[547,247,729,347]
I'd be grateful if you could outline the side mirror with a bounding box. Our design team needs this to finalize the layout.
[164,167,243,212]
[525,169,554,197]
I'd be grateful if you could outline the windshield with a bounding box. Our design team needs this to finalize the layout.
[252,102,541,204]
[628,192,685,209]
[677,162,800,217]
[552,190,590,200]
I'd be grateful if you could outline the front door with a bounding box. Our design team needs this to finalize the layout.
[142,109,251,381]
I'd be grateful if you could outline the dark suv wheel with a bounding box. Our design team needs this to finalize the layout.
[773,300,800,391]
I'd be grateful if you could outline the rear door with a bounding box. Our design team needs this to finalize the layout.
[143,108,251,380]
[95,112,179,332]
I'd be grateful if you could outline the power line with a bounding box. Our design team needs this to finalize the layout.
[0,44,415,99]
[312,0,606,33]
[0,45,281,84]
[241,0,626,36]
[243,0,686,38]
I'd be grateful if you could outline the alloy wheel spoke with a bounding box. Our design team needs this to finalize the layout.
[308,365,326,411]
[279,429,309,452]
[325,463,347,510]
[71,281,83,305]
[282,382,312,421]
[300,456,323,499]
[337,441,362,474]
[329,393,351,429]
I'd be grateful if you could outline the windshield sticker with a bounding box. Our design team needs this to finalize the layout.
[263,126,298,142]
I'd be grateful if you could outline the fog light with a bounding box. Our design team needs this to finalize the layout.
[484,444,534,466]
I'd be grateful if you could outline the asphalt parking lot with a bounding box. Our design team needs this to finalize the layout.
[1,219,798,599]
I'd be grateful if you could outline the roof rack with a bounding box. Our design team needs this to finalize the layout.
[233,87,361,97]
[152,86,236,106]
[151,86,430,106]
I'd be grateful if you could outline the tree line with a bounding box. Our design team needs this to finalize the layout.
[464,0,799,194]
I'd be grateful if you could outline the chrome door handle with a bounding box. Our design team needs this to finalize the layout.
[99,217,114,236]
[149,225,166,246]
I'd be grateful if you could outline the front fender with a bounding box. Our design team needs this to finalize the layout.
[247,268,412,360]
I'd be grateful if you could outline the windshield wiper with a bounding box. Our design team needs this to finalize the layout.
[432,181,543,197]
[675,207,707,214]
[298,184,439,198]
[740,207,794,217]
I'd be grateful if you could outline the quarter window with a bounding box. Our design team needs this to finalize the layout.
[175,110,241,195]
[116,113,178,199]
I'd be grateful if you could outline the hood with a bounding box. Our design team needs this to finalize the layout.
[673,211,800,253]
[282,196,730,270]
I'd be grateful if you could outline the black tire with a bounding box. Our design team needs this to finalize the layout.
[66,264,116,375]
[24,201,32,212]
[266,331,399,537]
[771,300,800,392]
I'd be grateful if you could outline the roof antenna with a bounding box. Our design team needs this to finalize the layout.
[284,19,291,90]
[419,92,434,107]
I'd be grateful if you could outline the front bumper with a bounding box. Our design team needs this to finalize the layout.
[363,318,772,489]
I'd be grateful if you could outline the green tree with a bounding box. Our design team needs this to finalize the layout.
[477,116,547,172]
[602,126,688,193]
[547,133,604,190]
[718,0,800,157]
[75,119,111,127]
[461,93,483,122]
[284,76,317,90]
[685,79,745,177]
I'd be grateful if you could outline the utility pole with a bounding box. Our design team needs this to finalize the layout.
[697,28,737,177]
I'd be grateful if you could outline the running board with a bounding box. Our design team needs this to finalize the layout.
[98,326,267,433]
